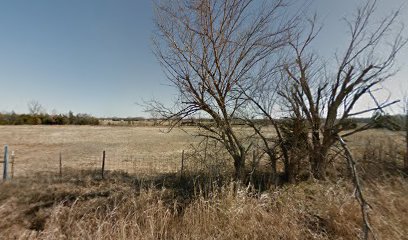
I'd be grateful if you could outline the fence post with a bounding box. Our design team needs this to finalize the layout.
[180,150,185,180]
[11,151,15,179]
[101,150,106,179]
[59,152,62,177]
[3,145,8,181]
[203,138,208,170]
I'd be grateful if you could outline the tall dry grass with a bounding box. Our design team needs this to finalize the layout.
[0,170,407,239]
[0,132,407,239]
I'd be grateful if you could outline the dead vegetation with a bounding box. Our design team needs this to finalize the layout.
[0,168,406,239]
[0,128,407,239]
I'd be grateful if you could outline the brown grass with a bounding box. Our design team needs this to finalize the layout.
[0,126,407,239]
[0,171,406,239]
[0,125,198,177]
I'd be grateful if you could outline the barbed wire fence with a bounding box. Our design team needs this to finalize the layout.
[1,130,406,182]
[0,146,196,181]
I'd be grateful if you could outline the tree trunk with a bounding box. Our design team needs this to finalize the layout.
[310,147,328,180]
[309,127,329,180]
[280,142,293,183]
[283,156,296,183]
[288,159,296,183]
[267,151,278,187]
[233,154,246,182]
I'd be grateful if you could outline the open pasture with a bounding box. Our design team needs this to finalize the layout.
[0,125,198,177]
[0,125,405,178]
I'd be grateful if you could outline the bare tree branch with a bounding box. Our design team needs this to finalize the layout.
[337,134,377,240]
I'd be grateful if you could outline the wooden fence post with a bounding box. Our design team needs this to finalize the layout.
[3,145,8,181]
[59,152,62,177]
[101,150,106,179]
[11,151,15,179]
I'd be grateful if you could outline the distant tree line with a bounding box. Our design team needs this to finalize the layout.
[191,116,406,130]
[0,111,99,125]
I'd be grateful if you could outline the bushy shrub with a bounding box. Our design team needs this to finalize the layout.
[72,114,99,125]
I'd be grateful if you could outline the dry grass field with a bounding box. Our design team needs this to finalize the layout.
[0,125,407,239]
[0,125,198,177]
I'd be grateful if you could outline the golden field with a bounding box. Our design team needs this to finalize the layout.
[0,125,198,177]
[0,125,402,178]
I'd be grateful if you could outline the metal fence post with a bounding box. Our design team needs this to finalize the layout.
[3,145,8,180]
[101,150,106,179]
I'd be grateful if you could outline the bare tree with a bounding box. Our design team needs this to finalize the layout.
[246,63,325,183]
[150,0,295,181]
[28,100,45,116]
[280,0,406,180]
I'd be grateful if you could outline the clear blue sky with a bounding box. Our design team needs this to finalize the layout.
[0,0,406,117]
